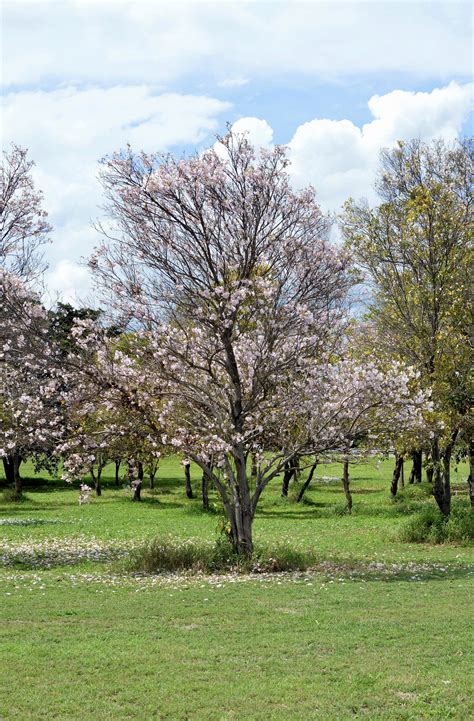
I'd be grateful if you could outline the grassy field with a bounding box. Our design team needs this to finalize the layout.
[1,456,473,720]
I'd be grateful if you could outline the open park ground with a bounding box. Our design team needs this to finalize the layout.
[1,456,472,720]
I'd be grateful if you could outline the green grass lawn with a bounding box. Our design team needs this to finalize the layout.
[1,456,473,720]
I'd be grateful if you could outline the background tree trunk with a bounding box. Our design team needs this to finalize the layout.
[296,460,318,503]
[342,458,352,511]
[390,453,403,497]
[184,462,194,499]
[432,435,454,516]
[468,438,474,508]
[3,454,23,496]
[281,455,299,497]
[409,449,422,484]
[114,458,121,488]
[90,465,102,496]
[202,469,209,511]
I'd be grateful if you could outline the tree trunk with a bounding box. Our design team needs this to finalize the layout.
[409,449,422,484]
[250,453,258,478]
[426,454,434,484]
[90,466,102,496]
[281,458,293,497]
[342,459,352,511]
[3,454,22,496]
[468,437,474,509]
[414,449,422,482]
[226,447,254,555]
[132,482,141,501]
[114,458,121,488]
[202,469,210,511]
[296,460,318,503]
[400,457,405,489]
[183,462,194,499]
[225,502,253,555]
[390,453,403,497]
[432,436,453,517]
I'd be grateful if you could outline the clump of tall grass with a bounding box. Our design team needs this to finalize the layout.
[127,537,318,574]
[399,500,473,544]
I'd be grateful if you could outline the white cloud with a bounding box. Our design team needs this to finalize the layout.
[43,260,94,307]
[229,117,274,148]
[217,76,249,88]
[288,82,473,209]
[2,86,231,293]
[2,1,472,89]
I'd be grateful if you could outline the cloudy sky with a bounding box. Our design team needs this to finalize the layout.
[2,0,473,303]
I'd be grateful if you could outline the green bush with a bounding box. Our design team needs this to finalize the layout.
[391,483,432,515]
[399,501,473,544]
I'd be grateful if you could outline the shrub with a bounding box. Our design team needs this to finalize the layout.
[127,537,318,574]
[2,488,27,503]
[399,501,474,544]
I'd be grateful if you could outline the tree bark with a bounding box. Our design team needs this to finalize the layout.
[114,458,121,488]
[431,434,455,517]
[250,453,258,478]
[3,454,22,496]
[202,469,210,511]
[390,453,403,497]
[408,449,422,484]
[227,446,253,555]
[281,455,299,497]
[90,465,102,496]
[296,460,318,503]
[342,458,352,511]
[468,437,474,509]
[183,462,194,499]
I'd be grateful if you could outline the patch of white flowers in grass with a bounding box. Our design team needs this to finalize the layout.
[0,518,64,527]
[0,536,136,568]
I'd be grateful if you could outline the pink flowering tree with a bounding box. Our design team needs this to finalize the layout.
[58,321,163,501]
[83,131,355,553]
[297,359,430,507]
[0,270,63,496]
[1,144,52,281]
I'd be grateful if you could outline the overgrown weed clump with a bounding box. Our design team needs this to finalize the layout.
[127,537,318,574]
[399,500,473,544]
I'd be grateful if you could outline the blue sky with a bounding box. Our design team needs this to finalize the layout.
[2,0,473,302]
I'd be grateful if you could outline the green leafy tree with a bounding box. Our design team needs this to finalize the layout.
[342,138,473,515]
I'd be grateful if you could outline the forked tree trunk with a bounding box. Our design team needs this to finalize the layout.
[390,453,404,497]
[296,460,318,503]
[342,458,352,511]
[409,449,422,484]
[225,448,254,555]
[90,466,102,496]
